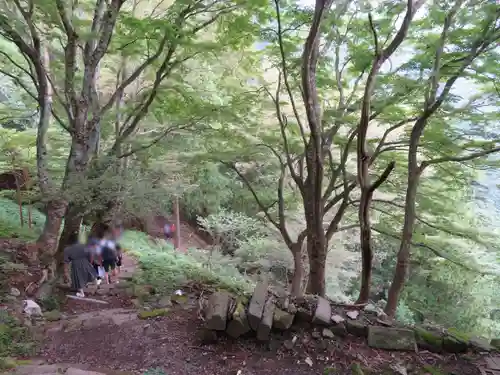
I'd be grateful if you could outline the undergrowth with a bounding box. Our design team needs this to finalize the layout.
[0,197,43,240]
[0,310,35,359]
[120,231,254,295]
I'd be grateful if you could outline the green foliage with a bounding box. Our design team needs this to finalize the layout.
[120,231,253,296]
[345,237,500,337]
[0,311,35,358]
[0,198,43,240]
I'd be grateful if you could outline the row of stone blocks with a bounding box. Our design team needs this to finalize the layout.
[202,281,500,353]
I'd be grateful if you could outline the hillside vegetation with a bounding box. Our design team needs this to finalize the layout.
[0,0,498,344]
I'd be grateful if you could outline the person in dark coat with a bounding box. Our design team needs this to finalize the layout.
[63,233,98,297]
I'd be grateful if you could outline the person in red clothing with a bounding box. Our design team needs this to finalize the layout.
[164,223,175,240]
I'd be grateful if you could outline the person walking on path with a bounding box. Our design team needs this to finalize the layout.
[63,234,98,297]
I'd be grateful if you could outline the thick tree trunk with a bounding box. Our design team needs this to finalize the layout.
[290,243,305,297]
[306,235,327,296]
[57,138,93,254]
[37,199,66,255]
[57,203,83,257]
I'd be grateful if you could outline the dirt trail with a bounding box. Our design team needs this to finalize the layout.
[8,252,491,375]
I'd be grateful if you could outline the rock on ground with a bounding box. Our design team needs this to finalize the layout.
[367,326,416,351]
[204,292,230,331]
[312,297,331,326]
[247,281,268,331]
[273,308,294,330]
[226,302,251,338]
[257,298,275,341]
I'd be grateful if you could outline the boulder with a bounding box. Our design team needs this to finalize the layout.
[444,328,469,353]
[322,328,335,339]
[226,301,250,338]
[205,292,230,331]
[470,336,493,352]
[491,338,500,349]
[443,335,468,353]
[330,322,347,338]
[414,327,443,353]
[367,326,416,351]
[257,298,275,341]
[346,320,368,337]
[312,297,331,326]
[23,300,42,317]
[248,281,268,331]
[273,308,294,330]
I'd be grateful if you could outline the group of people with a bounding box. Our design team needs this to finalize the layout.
[63,224,123,298]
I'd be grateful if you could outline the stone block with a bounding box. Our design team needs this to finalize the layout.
[312,297,331,326]
[226,302,250,338]
[248,281,268,331]
[367,326,416,351]
[330,322,347,337]
[443,335,468,353]
[257,298,275,341]
[205,292,230,331]
[273,308,295,330]
[346,320,368,337]
[414,327,443,353]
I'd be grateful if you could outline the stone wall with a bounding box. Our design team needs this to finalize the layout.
[202,281,499,354]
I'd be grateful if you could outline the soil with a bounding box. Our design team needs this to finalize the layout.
[39,304,485,375]
[0,231,492,375]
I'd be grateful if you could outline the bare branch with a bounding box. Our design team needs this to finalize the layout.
[273,0,308,147]
[117,121,202,158]
[368,161,395,193]
[263,74,304,189]
[420,145,500,170]
[371,226,496,275]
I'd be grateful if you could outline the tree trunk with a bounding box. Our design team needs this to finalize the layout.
[384,142,422,317]
[290,243,304,297]
[357,188,373,304]
[57,137,93,252]
[37,199,66,255]
[357,227,373,303]
[306,235,326,296]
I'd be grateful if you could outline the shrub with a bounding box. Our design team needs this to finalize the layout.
[197,210,263,256]
[0,310,35,358]
[120,231,253,295]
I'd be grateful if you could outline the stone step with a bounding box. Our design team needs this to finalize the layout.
[7,363,134,375]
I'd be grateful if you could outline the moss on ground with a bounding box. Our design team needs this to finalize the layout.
[137,308,170,319]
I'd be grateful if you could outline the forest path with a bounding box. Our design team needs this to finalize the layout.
[6,252,491,375]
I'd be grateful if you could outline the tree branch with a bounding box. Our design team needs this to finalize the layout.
[420,146,500,170]
[371,226,496,275]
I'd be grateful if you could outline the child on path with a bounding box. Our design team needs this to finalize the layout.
[63,234,98,297]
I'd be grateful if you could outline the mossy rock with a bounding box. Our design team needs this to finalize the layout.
[137,308,170,320]
[233,301,246,317]
[421,364,446,375]
[0,357,17,370]
[414,327,443,352]
[323,367,336,374]
[350,363,364,375]
[170,294,188,305]
[446,327,471,343]
[443,335,468,353]
[491,338,500,349]
[44,310,62,322]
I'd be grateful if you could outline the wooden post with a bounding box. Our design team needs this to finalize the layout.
[14,170,23,227]
[173,196,181,250]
